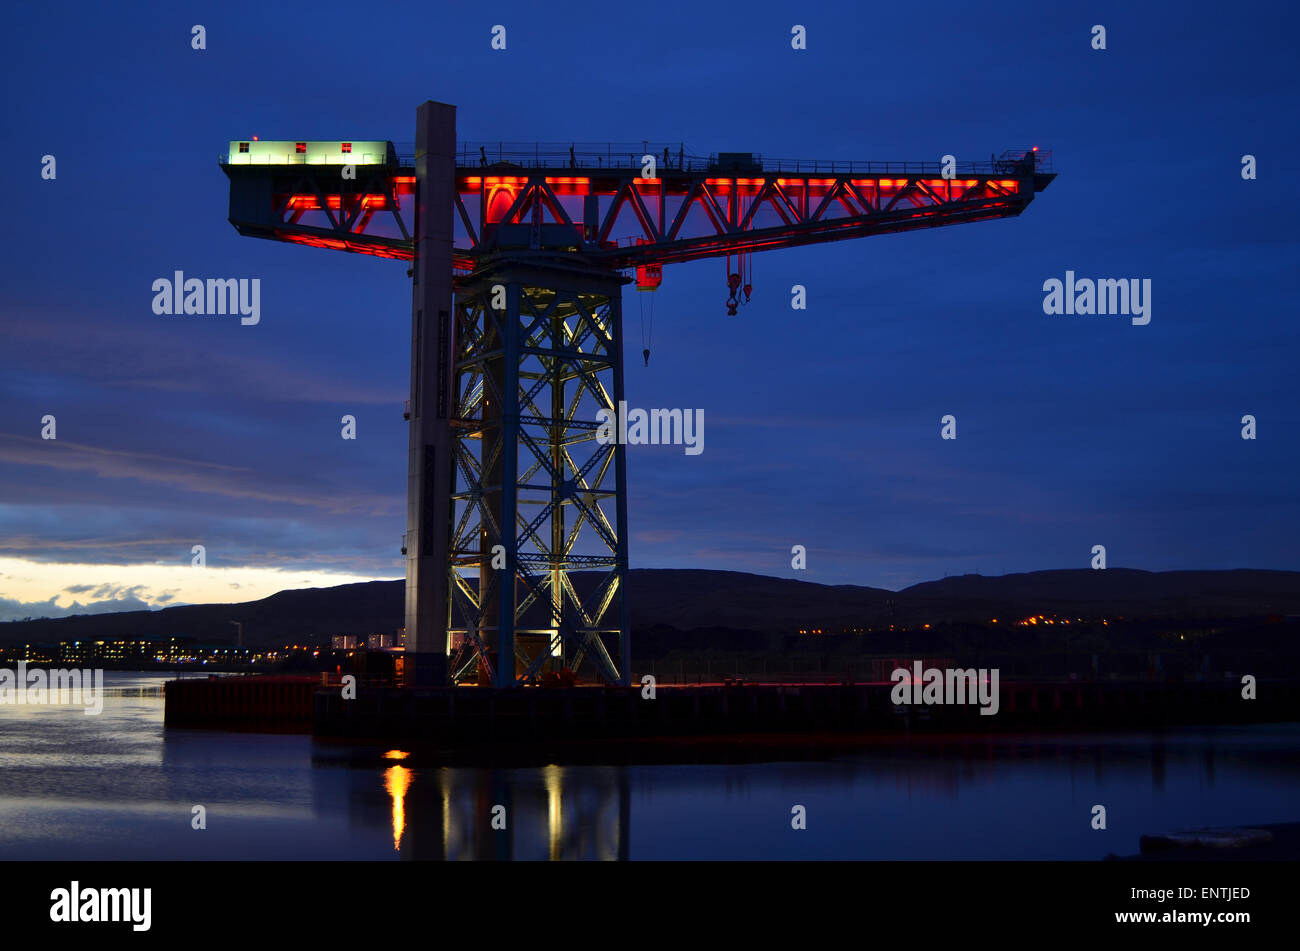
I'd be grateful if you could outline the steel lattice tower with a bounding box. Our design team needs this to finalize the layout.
[447,261,630,687]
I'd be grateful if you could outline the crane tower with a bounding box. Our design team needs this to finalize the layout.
[220,100,1055,689]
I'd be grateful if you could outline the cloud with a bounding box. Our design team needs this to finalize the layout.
[90,583,148,601]
[2,317,400,407]
[0,434,396,516]
[0,593,157,623]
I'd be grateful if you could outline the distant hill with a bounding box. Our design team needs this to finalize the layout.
[2,567,1299,648]
[0,578,403,648]
[899,568,1300,620]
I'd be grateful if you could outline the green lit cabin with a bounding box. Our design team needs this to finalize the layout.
[225,140,396,166]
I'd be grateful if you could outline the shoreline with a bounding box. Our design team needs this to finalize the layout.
[1107,823,1300,862]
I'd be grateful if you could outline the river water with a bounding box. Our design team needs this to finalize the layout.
[1,672,1297,860]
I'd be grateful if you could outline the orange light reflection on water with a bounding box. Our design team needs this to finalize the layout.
[384,764,414,850]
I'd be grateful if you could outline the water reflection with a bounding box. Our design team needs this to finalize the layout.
[383,765,412,850]
[384,764,630,860]
[1,675,1297,860]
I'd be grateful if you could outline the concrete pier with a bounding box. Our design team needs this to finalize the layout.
[164,675,317,731]
[163,676,1300,749]
[311,679,1300,745]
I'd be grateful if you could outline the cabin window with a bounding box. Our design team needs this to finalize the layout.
[238,142,249,153]
[341,142,352,153]
[295,142,307,154]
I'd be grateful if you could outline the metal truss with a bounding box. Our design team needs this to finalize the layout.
[224,163,415,260]
[222,150,1054,273]
[443,259,630,687]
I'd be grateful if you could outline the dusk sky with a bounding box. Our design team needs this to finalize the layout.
[1,0,1297,621]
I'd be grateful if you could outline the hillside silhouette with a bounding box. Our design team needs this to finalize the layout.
[3,567,1299,648]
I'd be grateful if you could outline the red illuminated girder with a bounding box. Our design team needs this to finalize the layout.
[448,171,1043,267]
[282,193,391,211]
[279,232,414,260]
[224,161,1052,269]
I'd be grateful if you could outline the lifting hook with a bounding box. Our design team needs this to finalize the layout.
[726,272,741,315]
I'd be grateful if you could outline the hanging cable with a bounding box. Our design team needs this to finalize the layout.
[725,251,740,315]
[639,286,654,366]
[646,290,654,365]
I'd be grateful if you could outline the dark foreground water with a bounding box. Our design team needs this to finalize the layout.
[2,672,1297,860]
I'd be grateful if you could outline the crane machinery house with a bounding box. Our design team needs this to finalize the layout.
[226,140,397,166]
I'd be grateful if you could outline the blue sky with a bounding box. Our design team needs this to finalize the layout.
[1,0,1297,619]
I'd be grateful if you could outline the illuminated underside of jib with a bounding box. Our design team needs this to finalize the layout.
[237,177,1034,267]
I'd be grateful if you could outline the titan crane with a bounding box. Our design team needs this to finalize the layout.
[220,100,1055,690]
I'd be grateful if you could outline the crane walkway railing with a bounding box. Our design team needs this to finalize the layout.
[221,141,1052,176]
[406,141,709,171]
[400,143,1053,176]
